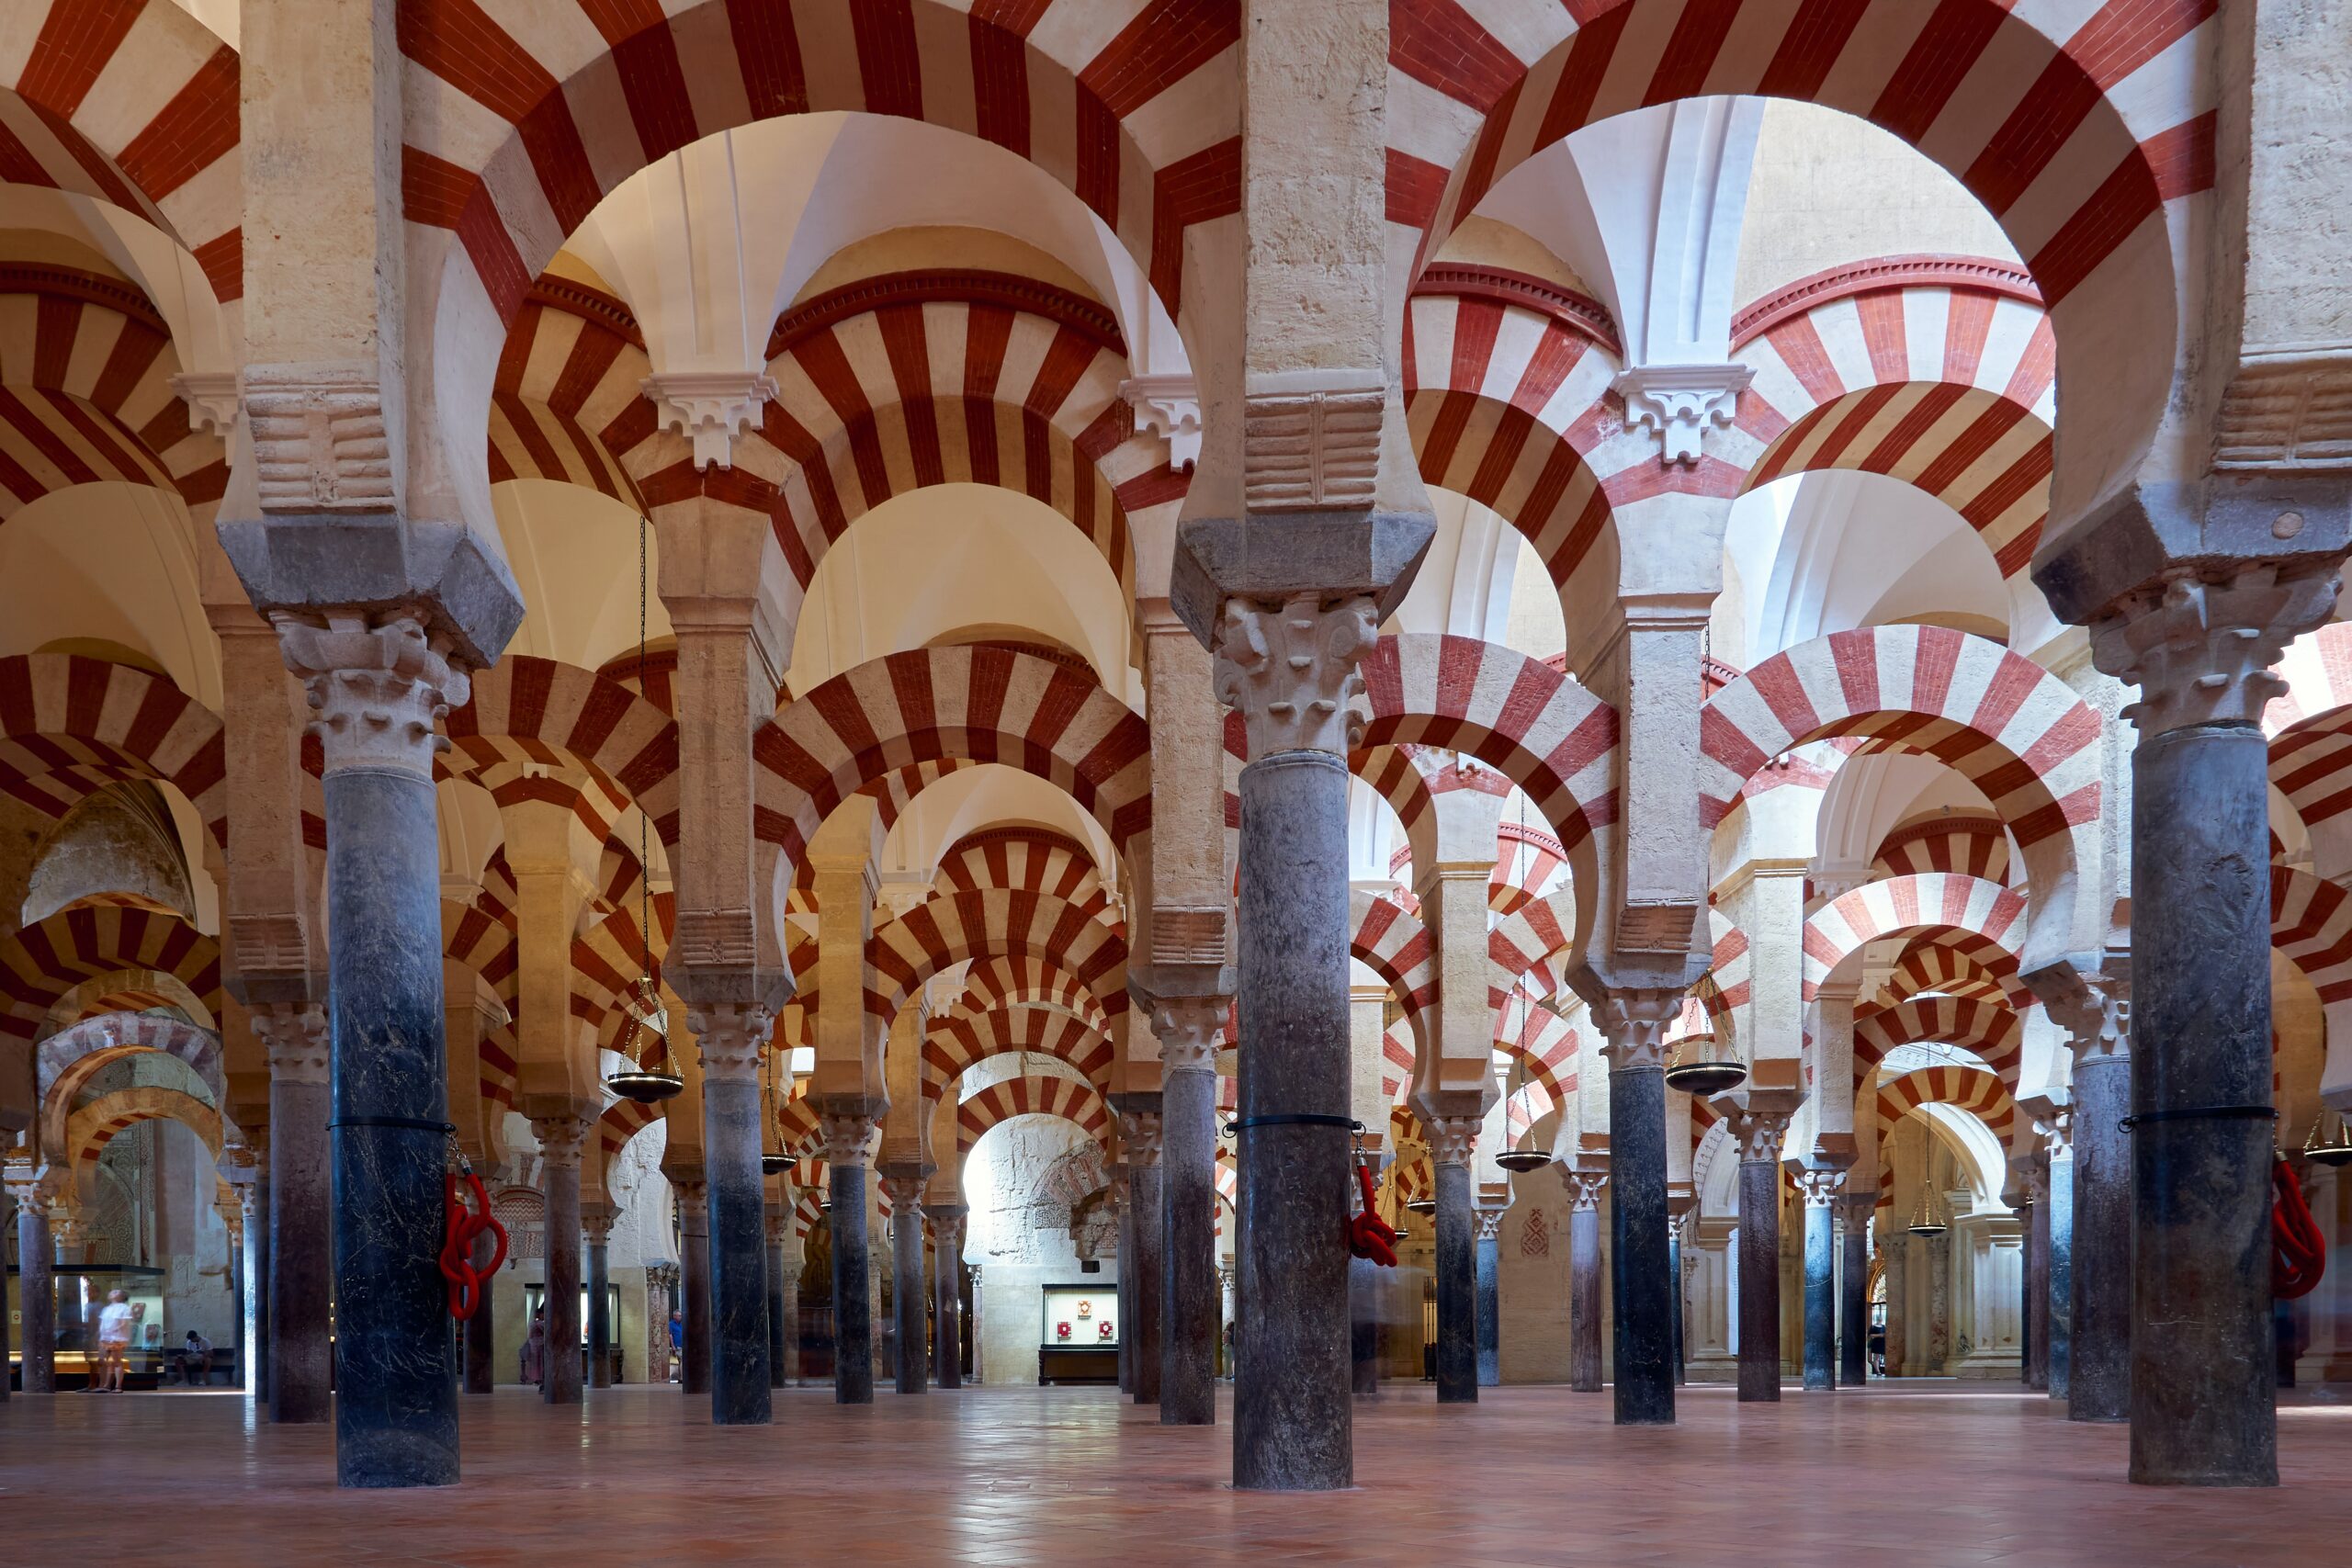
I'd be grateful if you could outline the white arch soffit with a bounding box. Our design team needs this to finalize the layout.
[0,184,241,379]
[1912,1101,2009,1208]
[1811,753,2007,880]
[492,480,679,671]
[1,487,222,710]
[1385,495,1524,645]
[878,765,1121,894]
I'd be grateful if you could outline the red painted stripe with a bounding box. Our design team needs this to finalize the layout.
[19,0,142,118]
[191,230,241,303]
[1080,0,1238,119]
[402,148,530,321]
[1645,0,1742,107]
[1390,0,1522,110]
[1148,137,1238,318]
[115,44,239,201]
[397,0,560,123]
[31,294,79,389]
[1855,291,1909,385]
[2025,149,2160,306]
[1757,0,1871,98]
[611,20,702,164]
[729,0,811,116]
[970,11,1032,157]
[1869,0,2003,147]
[852,0,924,119]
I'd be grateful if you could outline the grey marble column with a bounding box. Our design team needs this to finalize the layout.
[1349,1253,1384,1396]
[927,1204,965,1388]
[880,1173,928,1395]
[694,1010,774,1425]
[2071,1043,2132,1423]
[1566,1169,1606,1393]
[2026,1176,2050,1390]
[1430,1121,1480,1404]
[533,1114,589,1406]
[1154,999,1223,1427]
[254,1003,331,1426]
[1600,995,1679,1425]
[464,1220,496,1393]
[1883,1234,1908,1375]
[1474,1205,1502,1387]
[764,1211,790,1390]
[1114,1186,1134,1393]
[1121,1110,1165,1404]
[1798,1171,1839,1391]
[585,1209,614,1390]
[822,1111,877,1404]
[1668,1218,1687,1385]
[14,1194,53,1392]
[674,1178,712,1397]
[243,1176,272,1403]
[1732,1112,1791,1401]
[2047,1117,2075,1398]
[1928,1228,1951,1373]
[1838,1196,1871,1387]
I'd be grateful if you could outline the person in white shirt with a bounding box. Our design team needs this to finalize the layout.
[94,1290,141,1393]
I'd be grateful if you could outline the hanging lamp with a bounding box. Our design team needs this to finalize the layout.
[1496,1145,1554,1173]
[1404,1196,1438,1215]
[605,513,684,1105]
[2303,1108,2352,1168]
[1905,1181,1950,1237]
[760,1042,797,1175]
[1662,1035,1747,1099]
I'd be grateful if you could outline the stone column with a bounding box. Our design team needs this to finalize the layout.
[823,1111,878,1404]
[584,1207,615,1391]
[253,1001,331,1425]
[674,1178,712,1396]
[1928,1228,1952,1373]
[1730,1110,1792,1402]
[11,1184,52,1392]
[243,1174,273,1402]
[2056,978,2132,1424]
[1154,999,1224,1427]
[691,1007,775,1424]
[465,1218,496,1393]
[1595,990,1679,1424]
[2026,1168,2051,1391]
[2044,1111,2075,1398]
[274,616,473,1485]
[764,1209,790,1390]
[532,1113,590,1406]
[1668,1213,1688,1385]
[1837,1194,1872,1387]
[1121,1111,1166,1404]
[1474,1204,1503,1387]
[1565,1169,1607,1393]
[1796,1169,1841,1391]
[2090,568,2337,1484]
[1883,1234,1908,1375]
[927,1204,966,1389]
[1429,1115,1481,1404]
[879,1173,928,1395]
[1111,1179,1134,1393]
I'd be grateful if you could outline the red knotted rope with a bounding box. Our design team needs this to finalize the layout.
[439,1156,508,1321]
[2274,1155,2326,1301]
[1345,1159,1398,1268]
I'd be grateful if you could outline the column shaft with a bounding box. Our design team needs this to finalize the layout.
[1668,1228,1686,1386]
[2027,1189,2051,1390]
[678,1190,712,1397]
[1609,1060,1673,1423]
[930,1214,962,1389]
[765,1237,788,1390]
[699,1040,772,1424]
[2072,1053,2131,1422]
[1804,1197,1835,1390]
[890,1194,926,1394]
[1839,1215,1869,1386]
[1737,1159,1781,1402]
[1568,1200,1603,1393]
[1433,1159,1476,1403]
[270,1068,331,1424]
[1474,1223,1499,1387]
[1128,1162,1163,1404]
[831,1164,873,1404]
[2049,1146,2075,1398]
[588,1236,612,1390]
[539,1147,582,1406]
[1350,1255,1384,1396]
[464,1224,496,1393]
[1161,1043,1219,1426]
[17,1203,52,1392]
[249,1176,273,1404]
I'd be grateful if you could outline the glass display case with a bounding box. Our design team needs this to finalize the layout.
[1037,1282,1118,1384]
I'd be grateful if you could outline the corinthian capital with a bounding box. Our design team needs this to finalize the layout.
[821,1110,878,1168]
[1427,1114,1479,1168]
[1117,1109,1165,1167]
[1561,1168,1607,1212]
[2043,969,2132,1064]
[1212,593,1377,757]
[1151,997,1227,1074]
[275,614,469,778]
[2091,563,2339,735]
[1594,987,1683,1070]
[531,1113,592,1172]
[252,1000,329,1086]
[1729,1109,1792,1164]
[1793,1168,1845,1207]
[687,1002,775,1082]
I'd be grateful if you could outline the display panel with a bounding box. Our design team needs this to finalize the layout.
[1039,1283,1117,1347]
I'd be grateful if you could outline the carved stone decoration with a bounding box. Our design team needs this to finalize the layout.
[1473,1206,1506,1244]
[2089,563,2341,735]
[820,1111,879,1168]
[1148,906,1229,967]
[1117,1110,1165,1168]
[1793,1168,1845,1207]
[1561,1169,1608,1213]
[1594,987,1683,1071]
[275,615,470,778]
[252,1001,330,1087]
[672,908,760,976]
[1833,1192,1877,1234]
[531,1114,592,1172]
[640,369,782,471]
[1611,364,1755,466]
[1728,1109,1792,1164]
[170,370,241,439]
[2040,1108,2075,1161]
[244,367,395,512]
[1428,1114,1480,1169]
[1241,370,1383,510]
[687,1003,775,1083]
[582,1210,616,1246]
[2214,355,2352,469]
[1212,593,1377,758]
[1120,373,1203,472]
[227,911,311,981]
[1520,1206,1551,1258]
[877,1174,926,1213]
[1151,998,1227,1074]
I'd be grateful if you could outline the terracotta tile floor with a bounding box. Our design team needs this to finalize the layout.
[3,1381,2346,1565]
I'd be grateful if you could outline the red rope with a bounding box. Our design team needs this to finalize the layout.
[1345,1160,1398,1267]
[2273,1156,2326,1301]
[439,1160,508,1320]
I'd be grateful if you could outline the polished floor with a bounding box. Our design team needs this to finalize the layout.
[2,1380,2346,1565]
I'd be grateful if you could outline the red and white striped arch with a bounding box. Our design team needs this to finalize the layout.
[950,954,1113,1037]
[2267,624,2352,881]
[63,1085,224,1202]
[1490,818,1570,918]
[922,1005,1114,1105]
[933,826,1118,931]
[1487,889,1575,1010]
[1881,930,2018,1010]
[0,906,222,1044]
[0,653,228,856]
[1351,889,1436,1057]
[1386,0,2209,515]
[1494,999,1577,1118]
[486,283,653,507]
[1729,262,2056,579]
[2271,865,2352,1101]
[753,647,1151,886]
[956,1074,1111,1155]
[1852,995,2023,1095]
[595,1095,663,1167]
[1873,1062,2017,1168]
[36,1012,222,1163]
[1871,814,2012,886]
[397,0,1241,323]
[0,5,243,298]
[443,895,521,1107]
[444,656,683,849]
[1803,874,2025,1003]
[865,889,1128,1028]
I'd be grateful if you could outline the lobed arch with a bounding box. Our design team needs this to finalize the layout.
[442,656,683,849]
[864,888,1128,1030]
[0,906,221,1045]
[932,825,1120,931]
[922,1004,1114,1107]
[0,653,228,858]
[1851,995,2023,1096]
[62,1083,225,1206]
[1803,873,2027,1004]
[1702,625,2098,971]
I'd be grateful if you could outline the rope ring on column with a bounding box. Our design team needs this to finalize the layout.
[1221,1113,1363,1137]
[2117,1106,2278,1131]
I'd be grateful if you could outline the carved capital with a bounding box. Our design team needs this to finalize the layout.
[1473,1205,1507,1243]
[1213,592,1377,757]
[1833,1192,1877,1230]
[2041,1108,2075,1160]
[1121,373,1202,473]
[252,1000,329,1086]
[1595,987,1683,1070]
[1428,1113,1480,1168]
[2090,563,2340,735]
[671,1177,708,1209]
[1117,1109,1165,1168]
[171,370,241,440]
[687,1001,775,1082]
[2045,971,2132,1064]
[820,1111,878,1168]
[1561,1168,1607,1212]
[1794,1167,1845,1207]
[1151,998,1227,1074]
[1242,369,1382,511]
[641,369,781,471]
[1729,1109,1792,1164]
[878,1173,927,1211]
[671,909,760,977]
[275,613,469,778]
[582,1210,616,1246]
[532,1113,592,1172]
[243,366,393,512]
[1611,364,1754,466]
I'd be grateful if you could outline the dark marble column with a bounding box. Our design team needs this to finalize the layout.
[1350,1253,1384,1396]
[1883,1234,1909,1375]
[2071,1041,2132,1423]
[1928,1230,1951,1372]
[585,1209,614,1391]
[242,1176,272,1403]
[532,1114,589,1407]
[1598,995,1678,1424]
[1566,1171,1605,1392]
[464,1221,496,1393]
[1430,1121,1480,1404]
[254,1002,331,1426]
[880,1173,928,1395]
[2047,1119,2075,1399]
[764,1211,790,1390]
[2026,1175,2050,1390]
[1838,1196,1871,1387]
[1731,1111,1791,1402]
[1154,999,1223,1427]
[693,1010,775,1424]
[279,616,474,1488]
[1231,732,1358,1490]
[1668,1215,1687,1386]
[14,1193,53,1392]
[1121,1111,1165,1404]
[1114,1187,1134,1393]
[1474,1205,1501,1387]
[1798,1171,1838,1391]
[822,1111,878,1404]
[927,1204,965,1388]
[674,1178,712,1397]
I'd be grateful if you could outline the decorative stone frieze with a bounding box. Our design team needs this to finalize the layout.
[689,1003,775,1083]
[243,367,394,513]
[1242,370,1382,510]
[2090,563,2340,734]
[1118,1110,1166,1168]
[821,1111,878,1168]
[275,615,469,779]
[1428,1115,1480,1169]
[1593,988,1682,1070]
[1611,364,1754,466]
[641,369,781,471]
[532,1115,591,1172]
[1151,998,1227,1074]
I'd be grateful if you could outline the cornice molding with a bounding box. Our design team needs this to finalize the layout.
[0,264,168,335]
[1731,254,2042,349]
[525,276,645,349]
[769,269,1125,361]
[1411,263,1622,358]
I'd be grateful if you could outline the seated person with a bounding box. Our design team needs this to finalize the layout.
[176,1330,214,1385]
